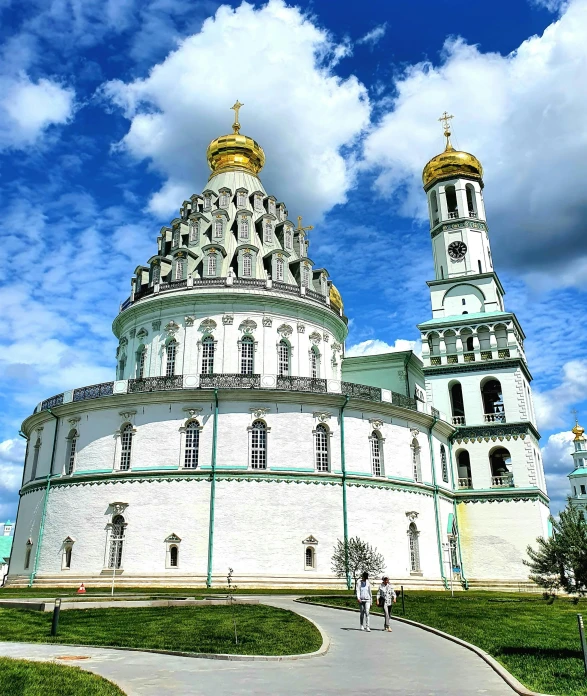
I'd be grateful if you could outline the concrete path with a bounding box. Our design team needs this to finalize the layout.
[0,597,517,695]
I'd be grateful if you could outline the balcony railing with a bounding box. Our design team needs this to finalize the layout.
[341,381,382,402]
[41,393,64,411]
[484,412,506,423]
[128,376,184,392]
[491,474,514,488]
[430,356,441,366]
[458,477,473,489]
[448,211,459,219]
[392,392,418,410]
[463,352,475,362]
[447,354,458,364]
[481,351,492,361]
[199,373,261,389]
[498,349,511,358]
[469,211,478,218]
[73,382,114,402]
[276,376,327,393]
[452,416,466,426]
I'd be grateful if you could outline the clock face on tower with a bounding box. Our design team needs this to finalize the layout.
[447,240,467,260]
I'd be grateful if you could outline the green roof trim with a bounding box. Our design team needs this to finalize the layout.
[447,512,454,534]
[0,535,13,562]
[418,311,511,328]
[569,468,587,478]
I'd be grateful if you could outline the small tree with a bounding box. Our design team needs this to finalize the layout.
[331,536,385,589]
[525,504,587,596]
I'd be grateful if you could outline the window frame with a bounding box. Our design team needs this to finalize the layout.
[249,419,268,470]
[314,423,330,472]
[277,339,290,377]
[240,336,255,375]
[370,430,384,477]
[166,339,178,377]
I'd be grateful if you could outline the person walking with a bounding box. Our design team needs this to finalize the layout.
[356,571,372,631]
[377,576,397,632]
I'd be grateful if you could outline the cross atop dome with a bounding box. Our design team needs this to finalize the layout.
[438,111,454,148]
[231,100,244,134]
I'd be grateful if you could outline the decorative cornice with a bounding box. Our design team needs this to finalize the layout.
[452,421,540,443]
[423,357,532,382]
[430,219,488,239]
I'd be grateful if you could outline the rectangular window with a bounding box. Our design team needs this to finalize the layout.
[207,254,217,277]
[219,193,229,208]
[254,195,263,211]
[241,339,254,375]
[67,438,77,475]
[137,349,147,379]
[264,221,272,243]
[315,426,329,472]
[214,219,223,239]
[237,192,247,208]
[239,217,249,240]
[371,437,381,476]
[242,254,252,277]
[189,220,199,243]
[275,258,284,281]
[285,228,292,250]
[268,199,276,215]
[204,196,212,211]
[582,485,586,495]
[202,339,214,374]
[250,423,267,469]
[166,342,177,377]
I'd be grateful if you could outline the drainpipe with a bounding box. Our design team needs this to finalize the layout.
[403,353,411,398]
[428,416,448,590]
[206,389,219,588]
[29,409,59,587]
[339,394,351,590]
[448,439,469,589]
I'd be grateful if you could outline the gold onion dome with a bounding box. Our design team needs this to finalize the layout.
[422,112,483,190]
[573,421,586,442]
[330,284,343,312]
[206,100,265,178]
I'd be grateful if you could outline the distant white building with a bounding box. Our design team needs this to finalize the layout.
[6,108,549,590]
[0,520,14,585]
[568,421,587,510]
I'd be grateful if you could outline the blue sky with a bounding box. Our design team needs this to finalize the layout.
[0,0,584,519]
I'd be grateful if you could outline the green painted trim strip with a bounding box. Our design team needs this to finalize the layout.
[346,471,371,477]
[270,467,315,472]
[428,418,448,590]
[133,466,178,471]
[206,389,219,588]
[340,395,351,590]
[217,465,249,470]
[449,440,469,589]
[74,469,113,475]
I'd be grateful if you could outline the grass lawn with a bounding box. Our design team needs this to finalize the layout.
[0,657,125,696]
[0,603,322,656]
[300,591,587,696]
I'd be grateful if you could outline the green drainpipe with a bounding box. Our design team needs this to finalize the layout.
[403,353,411,397]
[340,394,351,590]
[428,416,448,590]
[448,439,469,589]
[29,409,59,587]
[206,389,219,588]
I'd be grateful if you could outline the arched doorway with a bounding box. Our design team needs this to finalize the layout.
[456,450,472,489]
[481,379,505,423]
[490,447,513,487]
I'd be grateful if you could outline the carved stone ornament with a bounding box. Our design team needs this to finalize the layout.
[239,319,257,334]
[309,331,322,345]
[129,328,136,338]
[303,535,319,545]
[332,342,342,352]
[119,337,128,347]
[227,267,236,278]
[36,427,44,434]
[67,417,81,427]
[323,333,330,342]
[110,502,129,515]
[262,316,273,327]
[369,419,384,430]
[119,410,137,422]
[277,324,293,338]
[297,323,306,334]
[152,320,161,331]
[137,328,148,339]
[182,406,202,418]
[410,428,420,439]
[250,407,270,419]
[165,320,180,335]
[222,315,234,325]
[63,536,75,545]
[199,318,217,333]
[405,511,419,522]
[165,533,182,543]
[313,411,332,423]
[185,316,195,327]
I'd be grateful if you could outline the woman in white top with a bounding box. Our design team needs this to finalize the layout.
[356,571,372,631]
[377,576,397,632]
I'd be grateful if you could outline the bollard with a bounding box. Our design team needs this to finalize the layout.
[51,598,62,637]
[578,614,587,676]
[401,585,405,616]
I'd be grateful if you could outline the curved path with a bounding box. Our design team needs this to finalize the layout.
[0,597,517,695]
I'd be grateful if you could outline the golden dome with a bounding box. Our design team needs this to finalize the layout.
[206,101,265,178]
[330,284,343,312]
[422,113,483,190]
[573,421,586,442]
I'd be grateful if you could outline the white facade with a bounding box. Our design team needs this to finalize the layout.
[7,121,549,589]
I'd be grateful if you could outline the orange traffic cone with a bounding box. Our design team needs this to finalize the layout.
[77,583,86,594]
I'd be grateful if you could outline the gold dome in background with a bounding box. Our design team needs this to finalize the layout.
[206,101,265,178]
[573,421,586,442]
[422,112,483,190]
[330,284,343,312]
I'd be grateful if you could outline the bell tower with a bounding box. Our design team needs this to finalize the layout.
[417,115,547,499]
[568,419,587,511]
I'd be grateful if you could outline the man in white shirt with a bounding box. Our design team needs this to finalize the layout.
[356,571,372,631]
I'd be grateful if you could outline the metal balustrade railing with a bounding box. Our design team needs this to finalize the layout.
[41,393,64,411]
[199,373,261,389]
[491,474,514,488]
[276,376,327,393]
[341,381,382,402]
[484,412,506,423]
[452,416,466,426]
[73,382,114,401]
[128,376,184,392]
[458,477,473,489]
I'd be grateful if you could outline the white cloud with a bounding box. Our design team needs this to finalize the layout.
[541,429,574,513]
[357,23,387,46]
[531,0,568,11]
[0,438,25,521]
[346,338,421,357]
[533,359,587,429]
[362,0,587,285]
[0,75,75,148]
[103,0,370,220]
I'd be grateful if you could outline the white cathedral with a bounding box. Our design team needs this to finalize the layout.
[6,106,549,589]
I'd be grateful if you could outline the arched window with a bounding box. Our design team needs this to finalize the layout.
[120,424,133,471]
[449,381,465,424]
[427,332,440,356]
[408,523,421,572]
[207,253,217,277]
[440,444,448,483]
[239,216,249,240]
[242,253,252,277]
[445,185,458,218]
[494,324,508,348]
[489,446,512,486]
[305,546,315,569]
[237,191,247,208]
[201,336,214,374]
[31,437,41,480]
[371,431,383,476]
[108,515,125,569]
[481,379,504,421]
[189,219,199,243]
[278,340,290,377]
[204,194,212,211]
[250,420,267,469]
[175,257,185,280]
[241,336,254,375]
[411,438,421,482]
[136,347,147,379]
[152,264,161,285]
[275,257,284,281]
[264,221,272,243]
[254,194,263,211]
[466,336,474,351]
[466,184,478,217]
[63,546,72,569]
[302,265,310,287]
[24,543,32,570]
[285,227,292,250]
[430,190,439,225]
[66,429,78,475]
[315,424,329,472]
[457,450,472,488]
[170,545,179,567]
[172,228,180,248]
[219,192,229,208]
[118,356,126,380]
[184,421,200,468]
[310,347,320,378]
[214,218,223,239]
[166,340,177,377]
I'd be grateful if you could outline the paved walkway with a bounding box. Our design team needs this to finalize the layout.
[0,597,517,695]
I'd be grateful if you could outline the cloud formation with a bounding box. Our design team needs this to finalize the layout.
[346,338,421,357]
[362,0,587,286]
[533,359,587,429]
[103,0,370,220]
[541,429,574,514]
[357,23,387,46]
